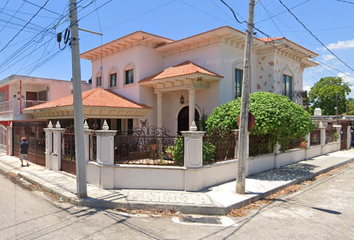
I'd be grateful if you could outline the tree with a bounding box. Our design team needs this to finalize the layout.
[308,77,351,115]
[206,92,315,151]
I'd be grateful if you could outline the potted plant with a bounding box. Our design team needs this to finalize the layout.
[148,138,157,151]
[333,132,340,141]
[165,145,173,159]
[300,141,307,148]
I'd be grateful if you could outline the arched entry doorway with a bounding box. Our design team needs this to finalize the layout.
[177,106,200,134]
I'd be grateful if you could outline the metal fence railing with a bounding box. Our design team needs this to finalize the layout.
[203,132,237,164]
[249,134,274,157]
[325,128,337,143]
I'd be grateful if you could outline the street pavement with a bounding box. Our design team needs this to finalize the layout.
[0,150,353,215]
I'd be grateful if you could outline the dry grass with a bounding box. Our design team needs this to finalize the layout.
[115,207,181,218]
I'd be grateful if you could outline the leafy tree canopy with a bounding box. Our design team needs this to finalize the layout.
[308,76,351,115]
[206,92,315,150]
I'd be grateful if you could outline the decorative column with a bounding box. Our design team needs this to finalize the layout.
[182,121,205,191]
[156,92,163,129]
[319,121,326,155]
[333,124,342,150]
[52,121,65,171]
[274,142,281,168]
[83,120,94,162]
[43,121,54,169]
[347,125,351,149]
[188,88,196,127]
[95,120,117,189]
[7,122,13,156]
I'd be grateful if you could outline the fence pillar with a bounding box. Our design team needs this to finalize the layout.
[333,124,342,150]
[347,125,351,149]
[95,120,117,189]
[319,122,326,155]
[182,121,205,191]
[7,122,13,156]
[52,121,65,171]
[232,129,239,159]
[44,121,54,170]
[274,142,281,168]
[83,121,94,162]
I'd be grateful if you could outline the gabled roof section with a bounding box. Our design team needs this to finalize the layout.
[23,88,152,112]
[139,61,223,83]
[80,31,174,61]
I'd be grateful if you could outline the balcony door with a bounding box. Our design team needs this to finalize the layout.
[26,92,38,108]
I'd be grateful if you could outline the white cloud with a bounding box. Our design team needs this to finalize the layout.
[322,54,336,62]
[303,85,312,92]
[326,39,354,50]
[338,72,354,84]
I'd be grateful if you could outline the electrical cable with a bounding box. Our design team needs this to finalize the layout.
[22,0,62,15]
[0,2,26,33]
[278,0,354,73]
[259,0,284,36]
[219,0,246,24]
[330,0,354,4]
[0,0,50,54]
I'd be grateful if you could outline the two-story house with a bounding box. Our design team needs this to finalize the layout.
[23,26,318,135]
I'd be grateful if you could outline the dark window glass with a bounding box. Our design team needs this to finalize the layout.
[283,75,293,100]
[96,76,101,86]
[125,69,134,84]
[235,69,243,99]
[110,73,117,87]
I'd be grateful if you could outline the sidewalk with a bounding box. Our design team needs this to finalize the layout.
[1,150,353,215]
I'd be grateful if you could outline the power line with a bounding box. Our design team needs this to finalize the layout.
[0,0,50,54]
[259,0,284,36]
[22,0,62,15]
[0,2,26,33]
[219,0,246,24]
[330,0,354,4]
[278,0,354,73]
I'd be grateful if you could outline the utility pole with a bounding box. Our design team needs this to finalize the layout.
[69,0,87,198]
[236,0,255,194]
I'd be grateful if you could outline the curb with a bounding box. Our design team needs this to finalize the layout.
[1,157,353,216]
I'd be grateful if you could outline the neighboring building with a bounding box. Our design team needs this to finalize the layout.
[24,26,318,135]
[0,75,91,153]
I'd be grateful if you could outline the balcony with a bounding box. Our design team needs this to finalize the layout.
[0,100,47,120]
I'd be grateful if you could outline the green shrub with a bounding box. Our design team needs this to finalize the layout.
[172,136,184,165]
[206,92,316,151]
[203,141,216,164]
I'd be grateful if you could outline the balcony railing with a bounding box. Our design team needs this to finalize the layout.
[0,99,47,118]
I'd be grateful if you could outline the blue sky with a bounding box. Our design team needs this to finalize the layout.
[0,0,353,96]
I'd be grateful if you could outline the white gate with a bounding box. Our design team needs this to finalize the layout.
[0,125,7,152]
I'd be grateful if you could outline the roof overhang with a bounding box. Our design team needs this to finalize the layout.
[23,105,152,119]
[80,31,174,61]
[139,72,222,92]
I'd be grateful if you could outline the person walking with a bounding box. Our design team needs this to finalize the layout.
[19,137,29,167]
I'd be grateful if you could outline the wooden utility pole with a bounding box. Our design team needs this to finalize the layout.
[69,0,87,198]
[236,0,255,194]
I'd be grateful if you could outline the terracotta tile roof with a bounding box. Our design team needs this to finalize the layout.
[23,88,152,111]
[139,61,223,83]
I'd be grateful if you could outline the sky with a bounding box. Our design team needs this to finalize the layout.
[0,0,353,96]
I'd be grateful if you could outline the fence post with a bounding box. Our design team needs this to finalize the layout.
[274,142,281,168]
[347,125,351,149]
[319,122,326,155]
[83,120,94,162]
[182,121,205,191]
[232,129,239,159]
[95,120,117,189]
[43,121,54,170]
[52,121,65,171]
[333,124,342,150]
[7,122,13,156]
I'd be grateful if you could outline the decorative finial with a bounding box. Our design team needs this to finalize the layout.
[83,120,89,129]
[102,120,109,130]
[189,121,197,131]
[55,121,61,128]
[48,121,53,128]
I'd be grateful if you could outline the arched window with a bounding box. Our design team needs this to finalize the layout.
[124,63,134,85]
[235,68,243,99]
[109,68,118,88]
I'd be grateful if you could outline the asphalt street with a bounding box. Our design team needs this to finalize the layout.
[1,162,353,240]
